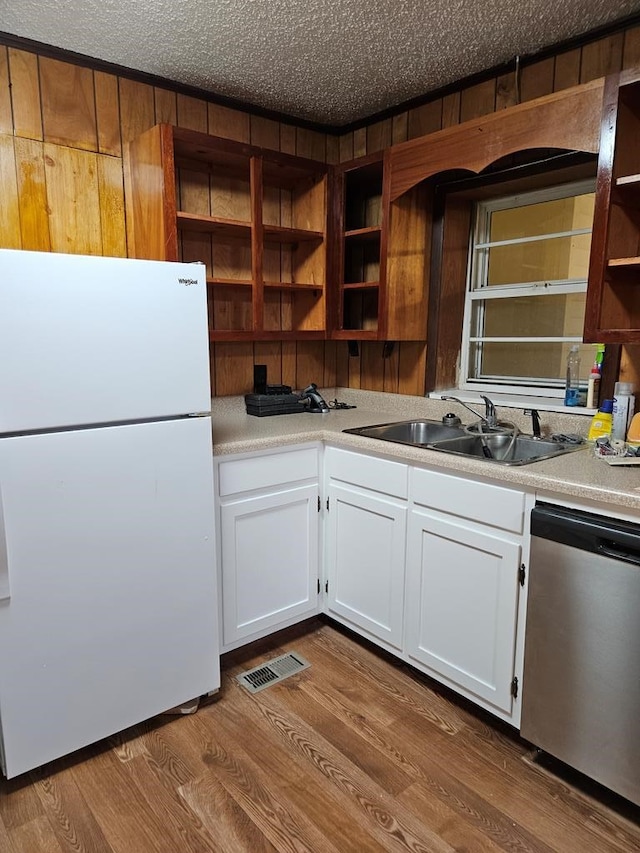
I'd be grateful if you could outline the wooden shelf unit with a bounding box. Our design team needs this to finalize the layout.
[330,153,429,340]
[124,124,328,340]
[586,70,640,343]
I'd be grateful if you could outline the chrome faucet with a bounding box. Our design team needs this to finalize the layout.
[441,394,498,428]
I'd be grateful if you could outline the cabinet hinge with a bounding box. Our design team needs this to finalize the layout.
[518,563,526,586]
[510,676,519,698]
[317,578,321,594]
[317,495,321,512]
[325,580,329,594]
[326,497,329,511]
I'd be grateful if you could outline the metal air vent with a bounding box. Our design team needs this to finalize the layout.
[236,651,310,694]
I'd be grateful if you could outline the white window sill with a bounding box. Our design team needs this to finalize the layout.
[429,389,596,417]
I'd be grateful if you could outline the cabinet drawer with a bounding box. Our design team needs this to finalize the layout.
[218,447,318,496]
[411,467,525,534]
[326,446,408,499]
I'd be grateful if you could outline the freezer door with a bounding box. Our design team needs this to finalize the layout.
[0,250,211,433]
[0,417,219,778]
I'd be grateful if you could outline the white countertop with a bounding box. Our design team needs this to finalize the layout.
[211,389,640,514]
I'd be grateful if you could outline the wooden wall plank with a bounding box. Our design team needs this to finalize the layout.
[323,340,338,387]
[280,124,296,155]
[0,47,12,133]
[622,25,640,68]
[366,119,392,154]
[580,33,624,82]
[253,342,283,385]
[97,154,127,257]
[0,135,22,248]
[460,79,496,122]
[207,104,250,142]
[326,135,340,164]
[214,342,254,395]
[407,100,442,140]
[391,113,408,145]
[353,127,367,158]
[382,343,400,393]
[8,49,42,140]
[40,58,97,150]
[296,128,326,161]
[118,78,155,143]
[441,92,461,128]
[398,342,426,395]
[360,342,384,391]
[339,133,354,163]
[520,58,555,102]
[250,116,280,150]
[281,341,297,388]
[177,94,208,131]
[296,341,326,388]
[44,144,102,254]
[14,137,50,251]
[553,49,581,91]
[154,88,177,125]
[495,71,517,111]
[335,342,350,388]
[95,71,121,156]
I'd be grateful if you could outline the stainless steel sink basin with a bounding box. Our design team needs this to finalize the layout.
[429,433,584,465]
[343,419,467,446]
[344,419,585,465]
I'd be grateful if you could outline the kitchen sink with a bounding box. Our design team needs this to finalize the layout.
[343,419,467,446]
[428,432,584,465]
[344,419,585,465]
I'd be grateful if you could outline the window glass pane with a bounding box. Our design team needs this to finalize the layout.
[484,233,593,286]
[470,293,586,338]
[489,193,595,242]
[468,341,594,384]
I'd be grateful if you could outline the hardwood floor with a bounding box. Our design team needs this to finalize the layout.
[1,619,639,852]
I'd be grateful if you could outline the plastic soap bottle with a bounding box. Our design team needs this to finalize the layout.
[612,382,636,441]
[587,399,613,441]
[586,362,601,409]
[564,345,582,406]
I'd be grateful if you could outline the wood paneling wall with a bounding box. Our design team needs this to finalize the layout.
[1,25,639,396]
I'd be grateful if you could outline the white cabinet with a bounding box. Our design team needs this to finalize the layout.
[216,445,320,651]
[405,508,521,715]
[324,447,408,650]
[405,466,529,723]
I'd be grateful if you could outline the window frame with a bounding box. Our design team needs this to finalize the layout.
[459,178,596,399]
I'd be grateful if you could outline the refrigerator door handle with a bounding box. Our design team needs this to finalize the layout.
[0,481,10,601]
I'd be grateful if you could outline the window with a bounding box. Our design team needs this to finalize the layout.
[460,180,596,398]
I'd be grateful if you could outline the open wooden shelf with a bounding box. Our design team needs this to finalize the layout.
[344,226,382,241]
[177,212,251,237]
[586,71,640,342]
[125,123,328,340]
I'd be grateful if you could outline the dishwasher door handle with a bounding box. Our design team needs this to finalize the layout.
[598,539,640,567]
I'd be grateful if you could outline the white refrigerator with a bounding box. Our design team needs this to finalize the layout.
[0,249,220,779]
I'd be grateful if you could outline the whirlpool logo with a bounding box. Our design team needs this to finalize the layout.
[178,277,199,286]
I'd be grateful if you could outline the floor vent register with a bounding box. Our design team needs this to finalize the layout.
[236,652,310,694]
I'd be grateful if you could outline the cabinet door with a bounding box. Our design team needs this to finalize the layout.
[220,483,319,646]
[325,481,407,649]
[405,508,521,715]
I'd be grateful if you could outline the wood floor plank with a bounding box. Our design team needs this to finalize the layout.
[31,763,114,853]
[68,747,182,853]
[207,686,396,853]
[0,774,45,830]
[230,684,455,852]
[1,623,638,853]
[9,816,65,853]
[123,752,223,852]
[181,722,346,853]
[179,773,278,853]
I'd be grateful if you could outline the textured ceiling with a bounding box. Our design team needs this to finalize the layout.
[2,0,640,125]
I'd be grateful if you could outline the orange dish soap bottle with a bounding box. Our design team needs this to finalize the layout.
[587,399,613,441]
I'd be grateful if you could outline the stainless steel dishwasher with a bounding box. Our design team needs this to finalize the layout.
[521,502,640,807]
